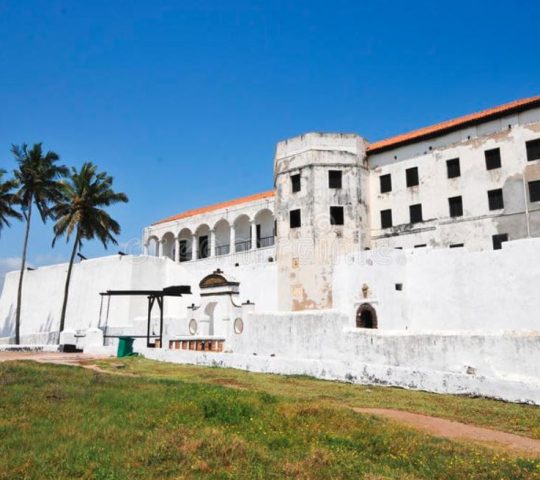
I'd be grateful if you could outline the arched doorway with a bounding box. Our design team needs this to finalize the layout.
[356,303,378,329]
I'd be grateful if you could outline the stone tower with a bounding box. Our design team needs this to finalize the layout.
[274,133,370,311]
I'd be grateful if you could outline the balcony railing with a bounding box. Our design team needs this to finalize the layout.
[215,244,230,256]
[258,236,275,248]
[235,240,252,252]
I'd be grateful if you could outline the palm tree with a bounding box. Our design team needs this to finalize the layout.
[0,169,22,233]
[52,162,128,336]
[12,144,67,344]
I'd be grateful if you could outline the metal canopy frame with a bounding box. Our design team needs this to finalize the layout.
[99,286,191,348]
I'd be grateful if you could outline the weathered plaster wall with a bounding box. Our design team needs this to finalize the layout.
[274,133,369,311]
[369,109,540,250]
[140,311,540,405]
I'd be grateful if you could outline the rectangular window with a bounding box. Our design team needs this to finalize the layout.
[529,180,540,202]
[488,188,504,210]
[446,158,461,178]
[448,196,463,217]
[380,174,392,193]
[492,233,508,250]
[485,148,501,170]
[330,206,344,225]
[380,209,392,229]
[526,138,540,161]
[290,209,301,228]
[449,243,464,248]
[406,167,419,187]
[291,174,301,193]
[328,170,342,188]
[414,244,427,248]
[409,204,423,223]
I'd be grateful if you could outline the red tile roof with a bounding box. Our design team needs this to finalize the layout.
[153,190,275,225]
[367,95,540,153]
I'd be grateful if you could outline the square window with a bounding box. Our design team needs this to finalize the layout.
[485,148,501,170]
[526,138,540,161]
[330,206,344,225]
[488,189,504,210]
[528,180,540,202]
[291,174,301,193]
[492,233,508,250]
[406,167,419,187]
[409,204,423,223]
[380,209,392,229]
[380,174,392,193]
[448,196,463,217]
[290,209,301,228]
[328,170,342,189]
[446,158,461,178]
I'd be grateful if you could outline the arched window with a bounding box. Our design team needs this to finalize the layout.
[356,303,378,329]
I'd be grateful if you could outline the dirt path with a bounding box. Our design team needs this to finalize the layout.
[354,408,540,456]
[0,351,108,366]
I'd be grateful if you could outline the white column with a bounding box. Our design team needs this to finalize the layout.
[156,240,161,258]
[174,238,180,262]
[210,229,216,257]
[230,226,236,254]
[143,243,149,256]
[251,221,257,250]
[192,234,198,260]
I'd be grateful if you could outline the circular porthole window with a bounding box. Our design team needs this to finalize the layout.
[233,317,244,334]
[189,319,198,335]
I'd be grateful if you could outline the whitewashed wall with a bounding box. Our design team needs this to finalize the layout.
[333,238,540,331]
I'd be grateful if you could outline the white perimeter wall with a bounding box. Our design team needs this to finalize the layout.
[0,254,278,343]
[333,238,540,331]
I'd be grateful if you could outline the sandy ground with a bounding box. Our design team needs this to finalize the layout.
[1,352,539,456]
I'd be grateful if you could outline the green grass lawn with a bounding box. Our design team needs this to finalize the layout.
[0,358,539,479]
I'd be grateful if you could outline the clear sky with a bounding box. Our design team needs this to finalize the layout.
[1,0,539,283]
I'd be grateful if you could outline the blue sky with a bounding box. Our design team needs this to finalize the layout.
[1,0,539,283]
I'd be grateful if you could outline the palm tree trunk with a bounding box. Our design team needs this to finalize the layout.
[15,199,32,345]
[58,229,80,341]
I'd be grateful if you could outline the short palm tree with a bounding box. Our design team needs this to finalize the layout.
[0,169,22,233]
[12,144,67,344]
[52,162,128,336]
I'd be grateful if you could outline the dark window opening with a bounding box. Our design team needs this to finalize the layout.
[330,206,344,225]
[528,180,540,202]
[414,244,427,248]
[380,209,392,229]
[380,174,392,193]
[492,233,508,250]
[448,196,463,217]
[395,283,403,291]
[356,303,378,329]
[198,235,209,259]
[450,243,464,248]
[485,148,501,170]
[291,174,301,193]
[526,138,540,161]
[406,167,419,187]
[488,189,504,210]
[329,170,342,189]
[179,240,190,262]
[446,158,461,178]
[290,209,301,228]
[409,203,423,223]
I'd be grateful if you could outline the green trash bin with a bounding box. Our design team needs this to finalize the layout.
[117,336,134,357]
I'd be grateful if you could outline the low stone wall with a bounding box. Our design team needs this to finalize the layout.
[137,311,540,405]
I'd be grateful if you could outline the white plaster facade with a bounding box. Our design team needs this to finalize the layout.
[1,96,540,403]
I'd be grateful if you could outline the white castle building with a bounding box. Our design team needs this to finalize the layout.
[1,95,540,403]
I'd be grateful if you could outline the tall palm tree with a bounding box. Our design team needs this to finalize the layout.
[52,162,128,336]
[0,169,22,233]
[12,144,67,344]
